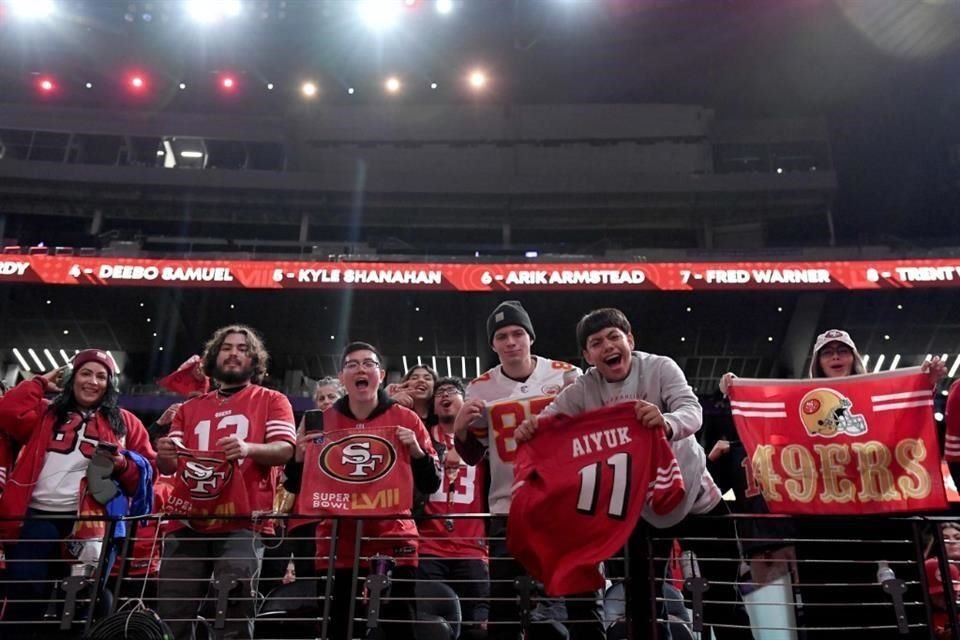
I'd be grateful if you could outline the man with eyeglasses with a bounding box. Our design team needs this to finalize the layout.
[417,377,490,635]
[292,341,441,640]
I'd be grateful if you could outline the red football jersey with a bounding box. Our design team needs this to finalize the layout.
[507,402,685,596]
[301,402,436,570]
[168,385,295,533]
[419,427,488,560]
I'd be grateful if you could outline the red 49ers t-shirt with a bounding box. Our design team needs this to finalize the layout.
[168,385,296,533]
[419,427,488,560]
[507,402,685,596]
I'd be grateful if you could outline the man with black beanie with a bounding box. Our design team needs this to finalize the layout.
[454,300,603,640]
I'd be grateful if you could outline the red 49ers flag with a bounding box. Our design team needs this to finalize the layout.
[298,426,413,517]
[728,367,947,515]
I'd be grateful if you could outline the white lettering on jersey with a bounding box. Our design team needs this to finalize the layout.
[571,426,632,458]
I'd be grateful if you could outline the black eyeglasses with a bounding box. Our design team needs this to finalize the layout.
[343,359,381,372]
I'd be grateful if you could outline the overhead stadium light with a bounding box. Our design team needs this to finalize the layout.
[12,348,31,372]
[128,74,147,92]
[435,0,454,15]
[185,0,242,24]
[872,354,885,373]
[27,348,45,371]
[358,0,402,32]
[301,81,318,97]
[950,356,960,378]
[468,69,487,90]
[9,0,56,20]
[385,76,401,94]
[43,349,59,369]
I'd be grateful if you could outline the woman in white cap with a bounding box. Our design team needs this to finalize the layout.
[807,329,866,378]
[720,330,945,638]
[800,329,943,639]
[0,349,155,633]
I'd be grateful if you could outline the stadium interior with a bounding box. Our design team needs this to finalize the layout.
[1,1,960,638]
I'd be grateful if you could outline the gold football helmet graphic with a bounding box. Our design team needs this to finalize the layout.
[799,387,868,438]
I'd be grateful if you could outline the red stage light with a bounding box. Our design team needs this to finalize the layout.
[38,78,55,92]
[129,75,145,90]
[221,76,235,90]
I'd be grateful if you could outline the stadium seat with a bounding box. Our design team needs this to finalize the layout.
[414,581,462,640]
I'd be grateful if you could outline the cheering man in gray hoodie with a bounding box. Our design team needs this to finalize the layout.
[516,308,752,640]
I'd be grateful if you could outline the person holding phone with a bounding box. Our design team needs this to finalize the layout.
[0,349,155,633]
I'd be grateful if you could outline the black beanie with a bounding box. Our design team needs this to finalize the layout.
[487,300,536,344]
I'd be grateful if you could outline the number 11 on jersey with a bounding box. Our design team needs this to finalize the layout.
[577,452,630,519]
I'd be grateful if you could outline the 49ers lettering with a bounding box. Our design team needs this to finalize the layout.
[747,439,932,505]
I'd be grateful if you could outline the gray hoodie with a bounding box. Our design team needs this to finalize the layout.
[542,351,720,528]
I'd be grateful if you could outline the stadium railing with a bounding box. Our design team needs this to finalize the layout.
[0,512,957,640]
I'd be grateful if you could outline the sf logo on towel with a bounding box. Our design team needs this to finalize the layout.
[320,434,397,484]
[180,455,234,500]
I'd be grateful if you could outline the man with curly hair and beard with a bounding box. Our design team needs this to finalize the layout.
[156,325,296,640]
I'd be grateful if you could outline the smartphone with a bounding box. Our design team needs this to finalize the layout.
[96,441,119,455]
[303,409,325,433]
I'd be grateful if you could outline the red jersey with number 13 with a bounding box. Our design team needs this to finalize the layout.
[168,385,296,533]
[419,427,488,559]
[508,402,685,596]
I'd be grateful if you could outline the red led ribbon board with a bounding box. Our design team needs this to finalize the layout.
[1,255,960,291]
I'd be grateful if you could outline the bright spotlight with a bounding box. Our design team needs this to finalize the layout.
[266,82,274,90]
[301,81,318,97]
[178,82,187,90]
[358,0,402,32]
[186,0,242,24]
[84,82,93,89]
[385,76,401,94]
[221,75,236,90]
[435,0,453,15]
[130,75,145,90]
[9,0,55,20]
[468,69,487,90]
[430,82,438,89]
[38,78,55,93]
